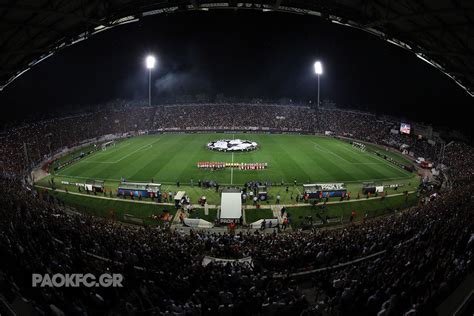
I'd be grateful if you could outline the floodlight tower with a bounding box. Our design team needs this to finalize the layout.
[146,55,156,106]
[314,61,323,110]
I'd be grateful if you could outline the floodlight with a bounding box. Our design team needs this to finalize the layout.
[146,55,156,69]
[145,55,156,106]
[314,61,323,75]
[313,61,323,110]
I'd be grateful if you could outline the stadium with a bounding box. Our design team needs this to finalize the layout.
[0,2,473,316]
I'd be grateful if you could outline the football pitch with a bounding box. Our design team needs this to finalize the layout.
[53,133,413,185]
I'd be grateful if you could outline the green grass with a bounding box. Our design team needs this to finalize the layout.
[45,190,177,226]
[35,132,420,228]
[191,208,218,223]
[43,187,417,228]
[50,143,100,171]
[362,142,413,166]
[287,193,418,228]
[36,133,419,205]
[244,208,274,223]
[37,179,419,206]
[50,133,414,185]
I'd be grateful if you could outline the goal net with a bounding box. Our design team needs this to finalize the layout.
[352,142,366,152]
[101,141,115,151]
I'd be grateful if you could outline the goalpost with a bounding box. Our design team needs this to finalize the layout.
[101,141,116,151]
[352,142,366,152]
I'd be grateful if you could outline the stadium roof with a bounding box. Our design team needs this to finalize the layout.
[1,1,473,96]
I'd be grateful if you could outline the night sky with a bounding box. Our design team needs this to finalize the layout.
[0,11,472,136]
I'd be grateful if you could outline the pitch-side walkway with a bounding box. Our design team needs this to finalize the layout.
[271,205,283,223]
[35,185,416,209]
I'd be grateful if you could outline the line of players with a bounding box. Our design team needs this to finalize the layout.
[196,162,268,170]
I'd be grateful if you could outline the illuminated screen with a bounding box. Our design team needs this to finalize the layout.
[400,123,411,134]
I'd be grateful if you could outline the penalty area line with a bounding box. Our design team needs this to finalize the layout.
[110,139,159,163]
[86,138,160,164]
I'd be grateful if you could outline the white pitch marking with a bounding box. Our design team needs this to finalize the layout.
[336,143,407,173]
[82,138,160,164]
[312,141,352,164]
[51,173,412,185]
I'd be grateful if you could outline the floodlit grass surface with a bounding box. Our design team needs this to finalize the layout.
[47,190,177,226]
[244,208,274,223]
[286,193,419,228]
[50,143,99,170]
[362,142,413,165]
[45,188,417,228]
[50,133,414,185]
[243,193,418,226]
[37,134,420,225]
[192,208,218,223]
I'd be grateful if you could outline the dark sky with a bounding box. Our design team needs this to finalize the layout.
[0,11,472,136]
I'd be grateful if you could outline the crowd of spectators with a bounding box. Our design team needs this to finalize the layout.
[0,177,309,315]
[305,185,473,315]
[317,109,391,143]
[0,101,473,315]
[0,106,155,174]
[0,172,472,315]
[0,101,456,176]
[442,142,474,186]
[153,104,315,132]
[316,108,444,162]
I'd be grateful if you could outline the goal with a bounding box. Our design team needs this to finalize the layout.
[352,142,366,152]
[101,141,115,151]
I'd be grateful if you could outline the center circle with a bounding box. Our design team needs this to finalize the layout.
[207,139,258,152]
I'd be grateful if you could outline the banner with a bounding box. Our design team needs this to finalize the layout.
[202,256,253,267]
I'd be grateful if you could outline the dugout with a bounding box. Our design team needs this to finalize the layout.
[303,184,319,199]
[304,183,347,198]
[117,181,161,198]
[362,182,385,195]
[257,185,268,201]
[174,191,186,207]
[317,183,347,197]
[85,180,104,193]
